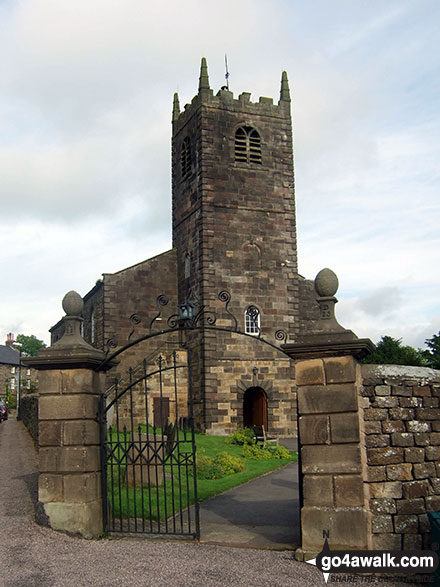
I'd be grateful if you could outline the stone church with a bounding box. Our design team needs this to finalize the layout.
[51,59,318,437]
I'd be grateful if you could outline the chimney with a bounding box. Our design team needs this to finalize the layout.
[5,332,15,347]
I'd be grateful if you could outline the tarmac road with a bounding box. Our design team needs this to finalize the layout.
[0,420,420,586]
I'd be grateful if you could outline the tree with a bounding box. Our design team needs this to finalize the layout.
[423,331,440,370]
[361,336,426,366]
[15,334,47,356]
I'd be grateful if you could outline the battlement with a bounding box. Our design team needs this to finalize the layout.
[172,58,291,132]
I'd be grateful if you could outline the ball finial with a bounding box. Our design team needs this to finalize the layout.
[62,291,84,316]
[315,268,339,297]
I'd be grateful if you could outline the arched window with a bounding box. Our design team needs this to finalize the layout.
[181,137,192,180]
[235,126,262,165]
[245,305,261,335]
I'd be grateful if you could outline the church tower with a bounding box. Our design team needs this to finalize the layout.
[172,58,299,435]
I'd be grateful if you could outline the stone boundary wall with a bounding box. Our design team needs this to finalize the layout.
[361,364,440,550]
[20,394,39,444]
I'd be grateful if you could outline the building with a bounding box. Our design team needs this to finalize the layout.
[0,333,38,401]
[51,59,319,436]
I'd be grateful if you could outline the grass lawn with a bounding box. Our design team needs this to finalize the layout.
[106,430,297,522]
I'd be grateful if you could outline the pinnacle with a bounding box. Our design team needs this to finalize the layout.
[198,57,210,92]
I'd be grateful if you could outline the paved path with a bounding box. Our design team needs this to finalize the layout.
[199,461,300,549]
[0,420,414,586]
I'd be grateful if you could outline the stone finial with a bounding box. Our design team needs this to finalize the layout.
[315,268,339,297]
[172,92,180,123]
[313,268,344,332]
[280,71,291,103]
[62,290,84,316]
[198,57,210,92]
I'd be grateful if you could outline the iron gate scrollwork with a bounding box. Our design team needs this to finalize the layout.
[99,348,200,538]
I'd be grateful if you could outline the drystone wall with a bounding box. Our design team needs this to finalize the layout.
[361,364,440,550]
[20,394,39,444]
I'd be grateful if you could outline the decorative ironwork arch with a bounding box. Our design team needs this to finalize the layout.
[97,290,291,371]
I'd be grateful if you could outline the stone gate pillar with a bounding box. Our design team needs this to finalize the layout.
[283,269,375,560]
[27,291,112,538]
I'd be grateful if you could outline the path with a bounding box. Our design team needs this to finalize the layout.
[0,420,414,586]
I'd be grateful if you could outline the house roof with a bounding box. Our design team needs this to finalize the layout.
[0,345,20,366]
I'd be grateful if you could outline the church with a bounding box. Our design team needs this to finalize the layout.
[50,59,319,437]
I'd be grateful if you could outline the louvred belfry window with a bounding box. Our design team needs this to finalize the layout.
[235,126,262,165]
[181,137,192,180]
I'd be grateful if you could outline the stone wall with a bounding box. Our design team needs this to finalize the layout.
[361,364,440,550]
[20,394,39,444]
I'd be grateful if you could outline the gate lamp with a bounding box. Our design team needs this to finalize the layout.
[178,299,196,323]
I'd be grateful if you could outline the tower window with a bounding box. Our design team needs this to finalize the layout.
[245,306,261,335]
[235,126,262,165]
[181,137,192,180]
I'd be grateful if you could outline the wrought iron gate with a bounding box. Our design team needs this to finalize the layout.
[99,348,199,538]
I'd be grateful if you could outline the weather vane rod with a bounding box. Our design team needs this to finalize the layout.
[225,54,230,90]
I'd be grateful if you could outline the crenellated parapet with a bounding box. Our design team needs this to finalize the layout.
[172,57,291,132]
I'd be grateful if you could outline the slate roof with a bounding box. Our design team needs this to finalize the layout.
[0,345,20,366]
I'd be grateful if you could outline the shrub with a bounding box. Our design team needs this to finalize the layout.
[226,428,255,446]
[196,452,244,479]
[215,452,244,475]
[243,444,292,460]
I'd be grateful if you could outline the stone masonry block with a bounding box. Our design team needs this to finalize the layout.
[371,515,393,533]
[370,498,396,515]
[39,474,63,503]
[391,433,414,447]
[367,447,403,465]
[39,394,99,420]
[365,434,390,448]
[323,356,356,384]
[425,446,440,461]
[404,447,425,463]
[367,466,386,482]
[330,413,360,443]
[403,480,429,499]
[63,473,101,503]
[302,475,333,506]
[403,534,422,550]
[301,506,369,549]
[63,420,100,446]
[393,515,418,534]
[369,481,403,499]
[375,385,391,396]
[372,533,402,550]
[297,384,358,415]
[387,463,413,481]
[413,462,436,479]
[397,499,425,515]
[39,421,63,446]
[295,359,325,386]
[364,421,382,434]
[426,496,440,511]
[406,420,430,433]
[382,421,405,433]
[302,445,362,474]
[334,475,364,506]
[299,415,329,445]
[43,499,103,539]
[60,447,100,473]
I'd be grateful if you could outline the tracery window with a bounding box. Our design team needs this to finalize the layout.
[235,126,262,165]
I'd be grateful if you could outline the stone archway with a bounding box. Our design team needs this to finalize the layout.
[243,386,268,429]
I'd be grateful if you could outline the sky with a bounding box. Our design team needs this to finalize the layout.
[0,0,439,349]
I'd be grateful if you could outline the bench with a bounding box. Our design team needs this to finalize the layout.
[253,425,279,448]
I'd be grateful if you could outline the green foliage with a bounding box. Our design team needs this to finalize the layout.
[422,332,440,370]
[16,334,47,357]
[243,444,292,460]
[361,336,426,366]
[225,427,255,446]
[196,452,244,479]
[5,388,16,409]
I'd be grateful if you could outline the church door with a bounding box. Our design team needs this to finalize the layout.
[243,387,268,429]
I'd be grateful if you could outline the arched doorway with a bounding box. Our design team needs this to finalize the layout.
[243,387,268,429]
